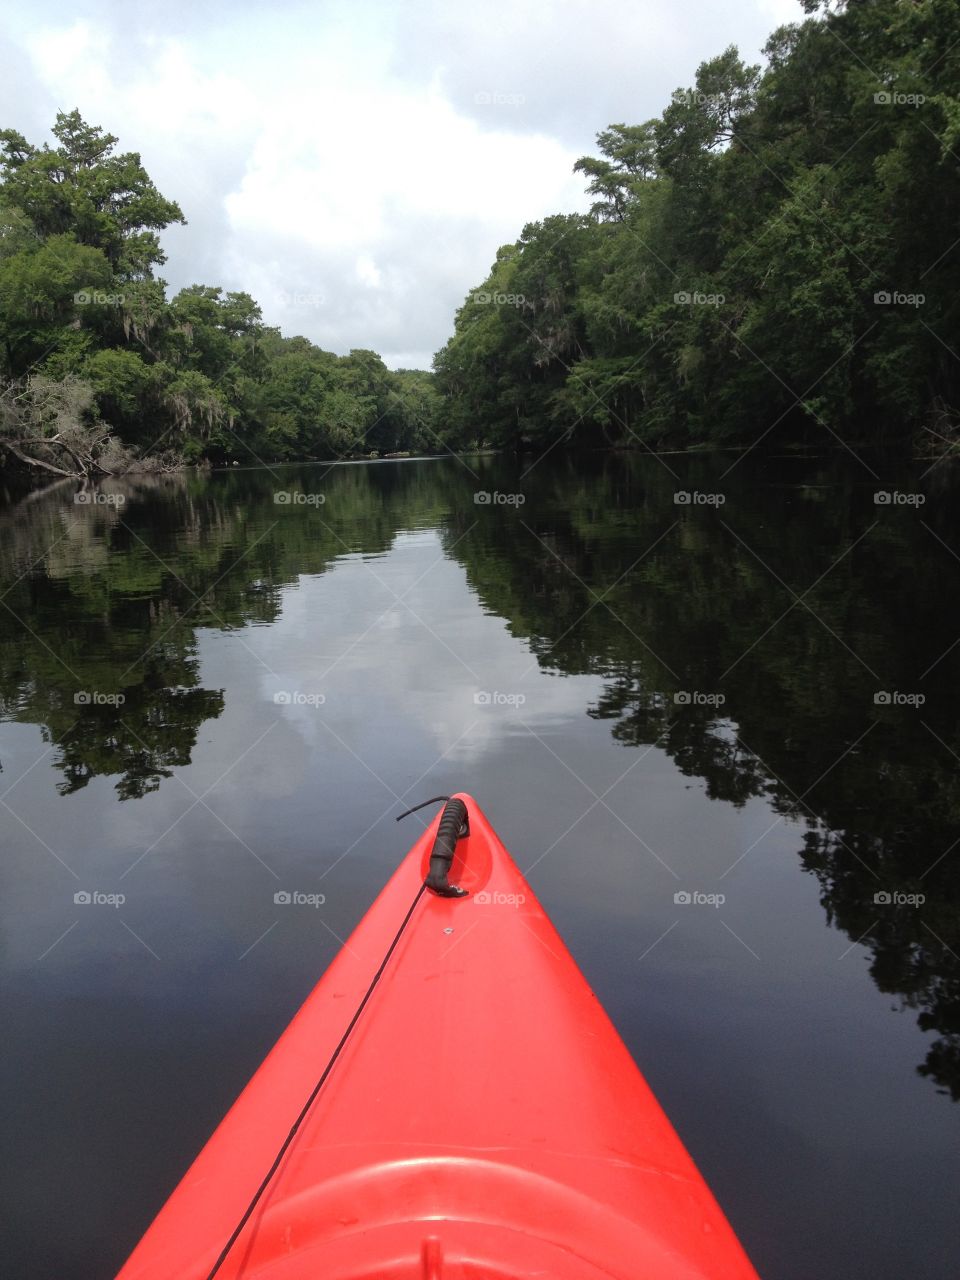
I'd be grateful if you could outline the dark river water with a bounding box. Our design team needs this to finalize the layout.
[1,451,958,1279]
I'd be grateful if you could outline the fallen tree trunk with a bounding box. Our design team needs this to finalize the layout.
[0,439,76,477]
[1,375,120,478]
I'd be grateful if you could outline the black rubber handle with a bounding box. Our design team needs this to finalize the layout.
[425,797,469,897]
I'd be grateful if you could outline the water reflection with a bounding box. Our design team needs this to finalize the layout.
[1,452,958,1102]
[442,453,960,1101]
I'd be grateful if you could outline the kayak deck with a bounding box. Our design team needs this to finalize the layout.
[117,794,759,1279]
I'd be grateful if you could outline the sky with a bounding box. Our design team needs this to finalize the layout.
[2,0,800,369]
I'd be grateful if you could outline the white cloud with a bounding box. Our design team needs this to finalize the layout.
[756,0,804,27]
[26,20,106,81]
[7,0,801,368]
[257,530,598,764]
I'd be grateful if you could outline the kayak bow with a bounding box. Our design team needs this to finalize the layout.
[117,794,760,1279]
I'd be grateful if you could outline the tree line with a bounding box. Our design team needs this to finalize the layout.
[0,112,441,478]
[435,0,960,455]
[2,0,957,477]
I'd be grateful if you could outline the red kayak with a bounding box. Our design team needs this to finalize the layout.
[117,794,760,1279]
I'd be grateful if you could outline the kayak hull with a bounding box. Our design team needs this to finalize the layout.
[116,794,760,1279]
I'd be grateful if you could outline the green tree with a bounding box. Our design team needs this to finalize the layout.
[0,110,184,277]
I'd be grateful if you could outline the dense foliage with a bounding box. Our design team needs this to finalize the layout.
[3,0,957,474]
[435,0,960,453]
[0,113,441,476]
